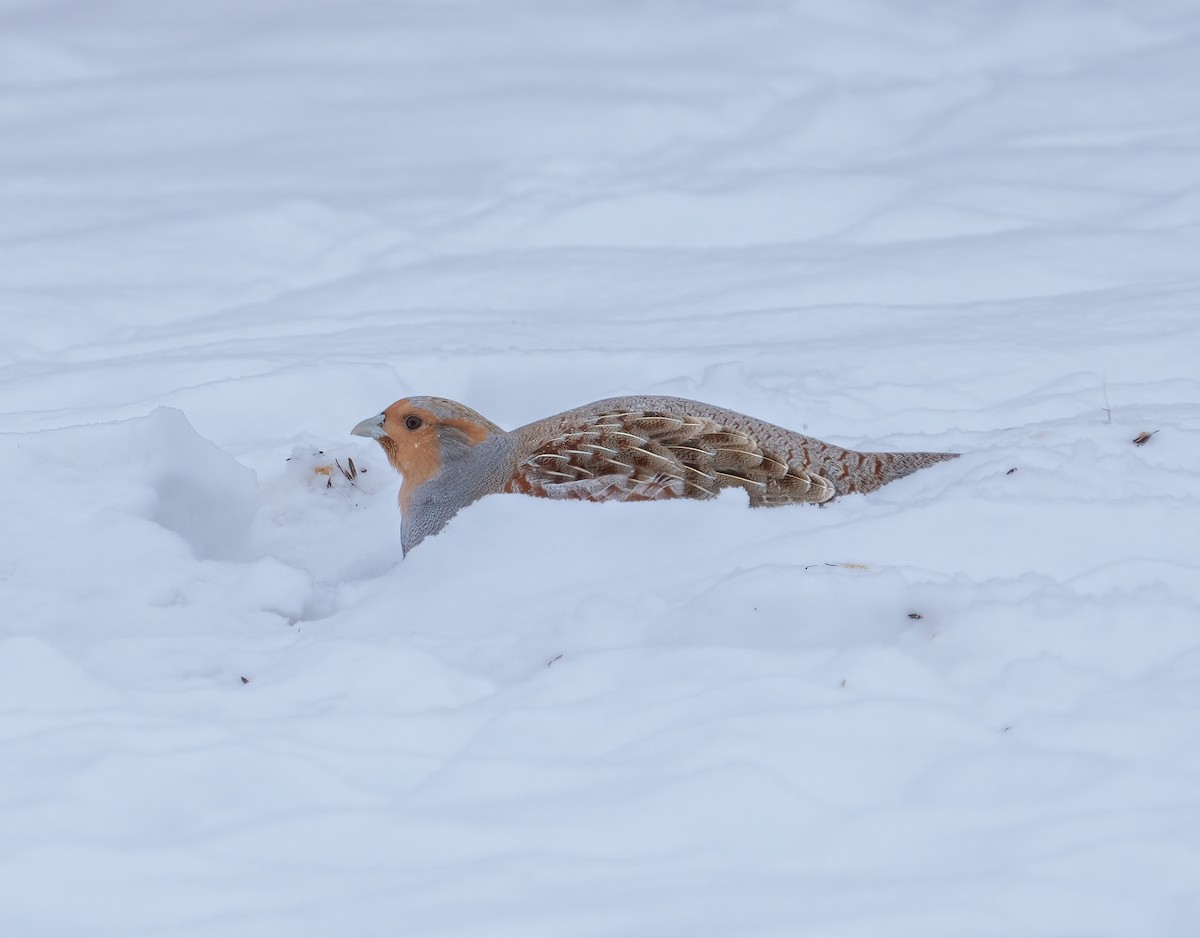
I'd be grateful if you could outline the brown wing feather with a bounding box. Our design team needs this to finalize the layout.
[506,408,836,505]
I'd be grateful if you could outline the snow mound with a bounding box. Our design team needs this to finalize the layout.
[143,407,259,560]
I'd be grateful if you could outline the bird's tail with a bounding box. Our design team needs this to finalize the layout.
[842,449,958,495]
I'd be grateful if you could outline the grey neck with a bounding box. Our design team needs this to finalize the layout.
[401,432,515,554]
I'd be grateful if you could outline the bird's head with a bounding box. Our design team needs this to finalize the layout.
[351,396,504,510]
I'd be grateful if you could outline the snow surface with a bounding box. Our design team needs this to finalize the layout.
[3,1,1200,935]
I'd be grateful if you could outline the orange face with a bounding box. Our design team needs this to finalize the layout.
[378,400,444,498]
[352,397,494,511]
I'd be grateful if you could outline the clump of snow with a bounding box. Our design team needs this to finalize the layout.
[143,407,259,561]
[2,1,1200,935]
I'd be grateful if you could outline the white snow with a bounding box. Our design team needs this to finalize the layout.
[2,1,1200,935]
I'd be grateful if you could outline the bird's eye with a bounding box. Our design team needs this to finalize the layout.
[404,415,423,431]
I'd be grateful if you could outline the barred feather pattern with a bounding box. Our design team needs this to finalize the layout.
[502,396,956,507]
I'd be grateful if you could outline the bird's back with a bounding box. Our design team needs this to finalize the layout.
[505,395,956,505]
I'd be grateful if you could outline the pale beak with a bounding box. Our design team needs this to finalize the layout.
[351,413,386,439]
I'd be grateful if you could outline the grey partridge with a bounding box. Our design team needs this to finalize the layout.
[352,395,957,554]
